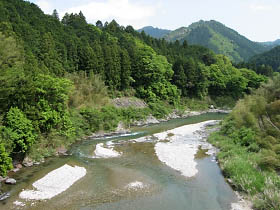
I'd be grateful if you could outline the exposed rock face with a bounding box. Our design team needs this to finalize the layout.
[132,115,159,126]
[112,97,147,108]
[5,178,16,185]
[116,121,129,133]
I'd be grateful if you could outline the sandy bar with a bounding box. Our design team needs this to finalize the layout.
[93,143,121,158]
[19,164,86,200]
[154,120,218,178]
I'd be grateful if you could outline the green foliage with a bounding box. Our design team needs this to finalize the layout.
[133,40,180,104]
[0,32,23,69]
[4,107,36,153]
[148,102,172,118]
[249,46,280,72]
[66,71,109,108]
[0,143,12,176]
[119,107,150,125]
[80,106,120,132]
[0,0,268,177]
[211,74,280,209]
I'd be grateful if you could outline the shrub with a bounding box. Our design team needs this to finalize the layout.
[258,150,280,171]
[0,143,12,176]
[4,107,36,153]
[80,108,103,132]
[148,102,172,118]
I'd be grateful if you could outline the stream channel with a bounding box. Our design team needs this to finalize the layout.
[1,113,239,210]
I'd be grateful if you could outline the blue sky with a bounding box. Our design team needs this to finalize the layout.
[28,0,280,42]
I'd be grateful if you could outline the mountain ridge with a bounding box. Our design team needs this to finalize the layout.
[139,20,276,62]
[163,20,270,62]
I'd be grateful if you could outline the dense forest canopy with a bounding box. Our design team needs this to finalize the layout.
[0,0,267,176]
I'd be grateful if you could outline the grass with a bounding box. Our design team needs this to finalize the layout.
[209,132,280,209]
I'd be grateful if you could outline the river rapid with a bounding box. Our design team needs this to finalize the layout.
[1,113,240,210]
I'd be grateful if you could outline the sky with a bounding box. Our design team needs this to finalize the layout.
[28,0,280,42]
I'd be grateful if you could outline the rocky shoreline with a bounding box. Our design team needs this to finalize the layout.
[90,108,231,138]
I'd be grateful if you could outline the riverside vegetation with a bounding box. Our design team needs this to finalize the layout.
[209,74,280,209]
[0,0,272,206]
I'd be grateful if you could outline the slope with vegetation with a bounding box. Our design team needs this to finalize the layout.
[164,20,269,62]
[235,45,280,77]
[261,39,280,48]
[0,0,265,176]
[249,46,280,72]
[137,26,171,39]
[209,74,280,209]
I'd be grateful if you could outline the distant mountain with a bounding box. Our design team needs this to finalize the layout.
[137,26,171,39]
[260,39,280,48]
[164,20,270,62]
[249,46,280,71]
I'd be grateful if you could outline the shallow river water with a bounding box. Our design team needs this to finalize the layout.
[1,113,239,210]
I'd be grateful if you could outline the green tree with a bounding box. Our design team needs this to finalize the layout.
[4,107,36,153]
[120,49,131,90]
[52,9,59,20]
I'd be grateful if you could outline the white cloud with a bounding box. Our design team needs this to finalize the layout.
[250,4,273,12]
[61,0,156,28]
[36,0,53,14]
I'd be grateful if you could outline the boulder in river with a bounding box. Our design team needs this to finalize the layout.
[0,192,10,201]
[16,164,23,169]
[0,176,5,182]
[5,178,16,185]
[56,146,68,156]
[22,157,34,167]
[12,168,20,173]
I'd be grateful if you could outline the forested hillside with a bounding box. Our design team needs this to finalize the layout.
[261,39,280,48]
[137,26,171,39]
[235,46,280,77]
[249,46,280,72]
[164,20,269,62]
[0,0,266,176]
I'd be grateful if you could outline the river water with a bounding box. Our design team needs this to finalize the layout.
[1,113,238,210]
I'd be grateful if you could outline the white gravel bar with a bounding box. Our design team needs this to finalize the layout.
[19,164,86,200]
[154,120,218,178]
[93,143,121,158]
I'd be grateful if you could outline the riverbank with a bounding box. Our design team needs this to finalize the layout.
[209,124,279,209]
[90,108,231,138]
[0,109,229,203]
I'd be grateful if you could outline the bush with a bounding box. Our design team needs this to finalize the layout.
[148,102,172,118]
[258,150,280,171]
[4,107,36,153]
[119,107,150,125]
[80,106,120,132]
[0,143,12,176]
[229,127,256,147]
[80,108,103,132]
[100,106,120,131]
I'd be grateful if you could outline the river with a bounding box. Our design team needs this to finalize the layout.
[1,113,239,210]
